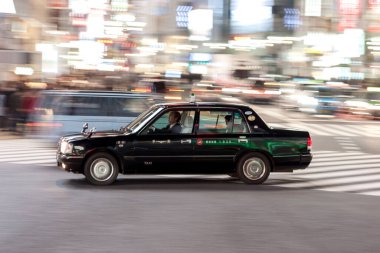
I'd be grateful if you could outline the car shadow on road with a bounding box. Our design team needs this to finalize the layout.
[56,176,308,192]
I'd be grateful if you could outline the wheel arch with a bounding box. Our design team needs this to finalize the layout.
[83,148,125,174]
[234,150,274,172]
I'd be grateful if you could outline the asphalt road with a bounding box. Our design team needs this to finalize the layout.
[1,163,380,253]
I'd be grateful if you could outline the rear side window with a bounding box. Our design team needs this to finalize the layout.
[198,110,249,134]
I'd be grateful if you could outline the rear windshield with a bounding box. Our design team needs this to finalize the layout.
[35,93,154,117]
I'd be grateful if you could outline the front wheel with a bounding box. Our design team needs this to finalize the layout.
[237,153,271,184]
[84,152,119,185]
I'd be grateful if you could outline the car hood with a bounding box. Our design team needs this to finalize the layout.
[61,131,129,142]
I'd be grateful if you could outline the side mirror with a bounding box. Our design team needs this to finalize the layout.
[82,123,88,133]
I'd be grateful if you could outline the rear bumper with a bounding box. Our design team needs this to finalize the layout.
[273,153,313,172]
[299,153,313,169]
[56,153,83,173]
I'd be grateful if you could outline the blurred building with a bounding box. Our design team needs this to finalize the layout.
[0,0,47,81]
[1,0,380,85]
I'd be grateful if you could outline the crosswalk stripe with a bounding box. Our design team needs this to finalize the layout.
[364,125,380,133]
[327,124,358,137]
[343,146,361,150]
[270,123,380,137]
[15,159,57,164]
[335,140,355,144]
[273,173,380,189]
[288,123,330,136]
[313,154,380,162]
[0,150,55,156]
[311,152,363,159]
[326,124,358,136]
[312,124,352,136]
[348,125,375,137]
[297,167,380,179]
[295,163,380,175]
[319,179,380,192]
[309,158,380,168]
[0,155,55,162]
[312,150,336,154]
[357,190,380,196]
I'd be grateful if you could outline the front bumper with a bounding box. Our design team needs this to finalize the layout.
[56,152,84,173]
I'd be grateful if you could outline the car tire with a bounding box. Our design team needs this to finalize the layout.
[237,152,270,184]
[84,152,119,185]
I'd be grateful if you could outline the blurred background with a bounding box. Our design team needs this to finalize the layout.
[0,0,379,138]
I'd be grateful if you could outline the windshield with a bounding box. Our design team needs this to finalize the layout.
[126,105,163,133]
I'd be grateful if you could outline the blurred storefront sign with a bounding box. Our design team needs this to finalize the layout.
[283,8,301,30]
[338,0,361,32]
[188,9,213,41]
[14,66,34,76]
[367,0,380,32]
[110,0,128,12]
[47,0,68,8]
[337,29,365,58]
[0,0,16,14]
[176,5,192,28]
[35,44,58,74]
[231,0,273,34]
[304,0,321,17]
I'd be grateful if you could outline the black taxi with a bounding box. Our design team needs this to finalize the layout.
[57,102,312,185]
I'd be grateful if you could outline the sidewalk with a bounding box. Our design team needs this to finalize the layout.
[0,129,24,140]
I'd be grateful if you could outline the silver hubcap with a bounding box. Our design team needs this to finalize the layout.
[90,158,114,181]
[243,157,266,180]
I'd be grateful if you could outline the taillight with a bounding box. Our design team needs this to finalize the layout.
[307,136,312,150]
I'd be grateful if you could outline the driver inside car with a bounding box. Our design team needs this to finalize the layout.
[149,111,182,134]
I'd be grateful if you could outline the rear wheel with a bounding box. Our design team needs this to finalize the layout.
[237,153,270,184]
[84,152,119,185]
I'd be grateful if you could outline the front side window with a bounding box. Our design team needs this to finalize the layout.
[198,110,249,134]
[141,109,195,135]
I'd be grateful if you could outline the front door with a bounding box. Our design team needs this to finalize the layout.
[129,109,196,173]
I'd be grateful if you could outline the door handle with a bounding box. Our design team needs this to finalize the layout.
[181,139,192,144]
[152,140,171,144]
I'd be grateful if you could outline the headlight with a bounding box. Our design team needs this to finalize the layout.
[60,141,73,154]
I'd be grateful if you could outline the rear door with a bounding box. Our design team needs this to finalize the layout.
[193,108,251,173]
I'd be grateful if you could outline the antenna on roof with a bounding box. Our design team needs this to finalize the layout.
[189,93,196,103]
